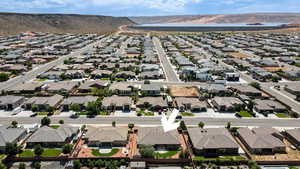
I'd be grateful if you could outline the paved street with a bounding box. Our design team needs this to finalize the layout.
[1,116,300,127]
[0,37,108,90]
[153,37,180,82]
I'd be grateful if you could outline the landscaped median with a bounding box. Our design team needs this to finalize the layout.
[19,149,62,157]
[91,148,119,157]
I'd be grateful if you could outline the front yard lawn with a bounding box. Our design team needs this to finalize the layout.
[136,110,154,116]
[92,149,119,157]
[181,112,194,116]
[50,125,60,129]
[19,149,62,157]
[237,111,254,117]
[37,112,49,116]
[276,113,290,118]
[155,151,178,158]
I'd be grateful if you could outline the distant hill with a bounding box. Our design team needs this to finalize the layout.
[0,13,135,35]
[131,13,300,24]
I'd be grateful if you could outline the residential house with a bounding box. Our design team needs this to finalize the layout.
[229,84,262,97]
[211,97,244,112]
[85,126,128,147]
[175,97,207,112]
[136,97,168,111]
[77,80,109,93]
[237,127,285,154]
[109,82,137,96]
[137,127,181,150]
[285,128,300,149]
[45,81,78,93]
[0,96,25,110]
[62,96,98,111]
[91,69,112,79]
[7,82,43,94]
[254,99,287,116]
[140,84,162,96]
[0,126,27,153]
[24,94,63,111]
[187,128,239,156]
[102,95,132,111]
[26,125,79,148]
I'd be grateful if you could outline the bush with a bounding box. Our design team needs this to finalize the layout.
[128,123,135,129]
[59,120,64,124]
[62,144,73,154]
[0,73,9,82]
[73,160,82,169]
[41,117,51,126]
[5,142,22,156]
[198,121,205,128]
[33,162,41,169]
[112,121,116,127]
[34,144,44,156]
[291,112,299,118]
[139,145,155,158]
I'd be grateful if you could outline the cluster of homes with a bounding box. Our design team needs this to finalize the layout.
[2,123,300,162]
[36,35,164,82]
[0,32,100,81]
[0,78,289,118]
[160,35,240,82]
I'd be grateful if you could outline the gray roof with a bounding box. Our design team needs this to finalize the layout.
[86,126,128,142]
[27,125,78,143]
[187,128,238,150]
[62,96,98,105]
[286,128,300,142]
[0,126,27,146]
[237,127,285,149]
[0,95,24,105]
[137,127,180,145]
[102,95,132,107]
[25,94,63,107]
[141,84,161,91]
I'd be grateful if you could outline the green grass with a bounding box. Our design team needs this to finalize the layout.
[276,113,290,118]
[155,151,178,159]
[194,156,246,161]
[36,78,47,82]
[115,78,125,81]
[100,78,110,81]
[181,112,194,116]
[136,110,154,116]
[0,154,6,160]
[50,125,60,129]
[92,149,119,157]
[19,150,35,157]
[19,149,62,157]
[78,112,88,115]
[237,111,254,117]
[41,149,62,157]
[37,112,48,116]
[99,111,110,116]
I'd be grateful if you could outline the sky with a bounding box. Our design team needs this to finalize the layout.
[0,0,299,16]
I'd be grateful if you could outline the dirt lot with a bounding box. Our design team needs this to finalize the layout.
[252,139,300,161]
[263,66,291,72]
[229,52,251,59]
[169,85,200,97]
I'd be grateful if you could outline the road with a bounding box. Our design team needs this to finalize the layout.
[2,116,300,127]
[153,37,180,82]
[0,37,108,90]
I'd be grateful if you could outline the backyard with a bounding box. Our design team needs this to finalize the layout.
[92,148,120,157]
[155,151,179,159]
[19,149,62,157]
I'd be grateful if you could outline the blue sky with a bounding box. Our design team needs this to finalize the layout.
[0,0,299,16]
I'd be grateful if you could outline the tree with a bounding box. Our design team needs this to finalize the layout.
[47,106,54,113]
[19,163,26,169]
[34,144,44,156]
[179,149,189,158]
[73,160,82,169]
[198,121,205,129]
[81,125,86,132]
[139,144,155,158]
[226,122,231,129]
[249,82,261,89]
[70,104,81,112]
[144,80,150,84]
[41,117,51,126]
[88,159,95,169]
[5,143,21,156]
[0,163,6,169]
[33,162,41,169]
[11,120,18,128]
[31,105,39,112]
[62,144,73,154]
[112,121,116,127]
[86,101,100,115]
[128,123,134,129]
[0,73,9,82]
[291,112,299,118]
[59,120,64,125]
[180,121,187,130]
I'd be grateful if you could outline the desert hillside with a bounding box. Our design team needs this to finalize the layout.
[0,13,135,35]
[131,13,300,24]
